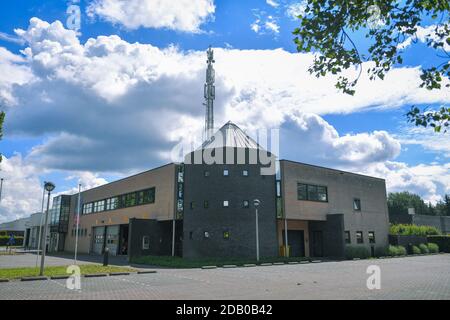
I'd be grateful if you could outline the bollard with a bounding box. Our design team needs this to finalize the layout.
[103,247,109,266]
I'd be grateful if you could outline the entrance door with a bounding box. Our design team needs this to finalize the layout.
[119,224,129,255]
[282,230,305,257]
[311,231,323,257]
[92,226,105,254]
[105,226,119,256]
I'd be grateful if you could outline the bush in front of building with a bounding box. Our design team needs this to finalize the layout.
[412,245,421,255]
[345,246,370,259]
[389,224,440,236]
[0,236,23,246]
[427,235,450,252]
[387,245,407,256]
[427,243,439,253]
[418,243,429,254]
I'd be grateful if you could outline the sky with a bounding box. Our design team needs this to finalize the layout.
[0,0,449,223]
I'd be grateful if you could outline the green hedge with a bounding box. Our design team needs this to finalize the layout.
[427,243,439,253]
[0,236,23,246]
[427,235,450,253]
[389,224,440,236]
[412,245,421,254]
[345,246,371,259]
[387,245,407,256]
[418,243,429,254]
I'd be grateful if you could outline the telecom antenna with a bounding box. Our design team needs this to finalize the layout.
[204,46,215,141]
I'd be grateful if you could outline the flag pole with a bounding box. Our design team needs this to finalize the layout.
[74,184,81,265]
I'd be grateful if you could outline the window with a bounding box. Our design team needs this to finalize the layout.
[142,236,150,250]
[190,202,195,209]
[204,231,210,239]
[223,169,229,176]
[125,193,136,207]
[223,200,229,207]
[189,231,193,240]
[204,171,210,177]
[353,198,361,211]
[297,183,328,202]
[368,231,375,244]
[93,200,105,213]
[106,197,118,210]
[356,231,363,244]
[203,201,209,208]
[242,170,249,177]
[82,203,93,215]
[344,231,351,244]
[223,230,230,239]
[243,200,250,208]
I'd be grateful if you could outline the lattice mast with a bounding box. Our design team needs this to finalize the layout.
[204,46,215,141]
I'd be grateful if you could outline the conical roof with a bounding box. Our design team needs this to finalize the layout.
[200,121,262,150]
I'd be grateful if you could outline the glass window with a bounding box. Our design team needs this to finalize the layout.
[223,169,229,176]
[223,200,229,207]
[243,200,250,208]
[317,186,328,202]
[204,171,210,177]
[307,185,318,201]
[125,193,136,207]
[190,202,195,209]
[242,170,249,177]
[344,231,351,244]
[204,231,210,239]
[142,236,150,250]
[353,198,361,211]
[368,231,375,244]
[204,201,209,208]
[297,183,307,200]
[356,231,363,244]
[223,230,230,239]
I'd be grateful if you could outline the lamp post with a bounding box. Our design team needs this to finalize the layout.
[39,181,55,276]
[35,182,47,267]
[253,199,260,262]
[74,184,81,265]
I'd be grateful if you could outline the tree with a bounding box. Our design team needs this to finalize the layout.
[293,1,449,132]
[436,194,450,216]
[387,191,430,216]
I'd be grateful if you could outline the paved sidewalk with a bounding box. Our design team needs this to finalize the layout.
[0,254,449,300]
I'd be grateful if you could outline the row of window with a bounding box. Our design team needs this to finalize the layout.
[82,188,155,215]
[71,228,88,237]
[190,200,250,209]
[345,231,375,244]
[297,182,363,211]
[205,169,249,177]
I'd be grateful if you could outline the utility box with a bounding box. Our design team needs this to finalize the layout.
[279,245,290,257]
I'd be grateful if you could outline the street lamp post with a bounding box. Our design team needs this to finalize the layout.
[0,178,4,203]
[35,182,47,268]
[253,199,260,262]
[39,181,55,276]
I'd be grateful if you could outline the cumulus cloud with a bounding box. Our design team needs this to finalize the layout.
[86,0,215,32]
[286,2,307,19]
[250,12,280,35]
[1,18,450,219]
[398,24,450,52]
[266,0,280,8]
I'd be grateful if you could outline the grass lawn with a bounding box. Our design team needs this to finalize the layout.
[131,255,310,268]
[0,264,137,280]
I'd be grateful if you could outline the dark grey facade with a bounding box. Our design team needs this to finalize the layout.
[182,147,278,259]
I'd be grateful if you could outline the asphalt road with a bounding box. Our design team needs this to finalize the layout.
[0,254,449,300]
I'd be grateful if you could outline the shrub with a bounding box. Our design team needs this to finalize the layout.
[0,236,24,246]
[418,243,429,254]
[345,246,370,259]
[427,243,439,253]
[387,245,407,256]
[389,224,440,236]
[412,245,421,254]
[427,235,450,253]
[396,245,407,256]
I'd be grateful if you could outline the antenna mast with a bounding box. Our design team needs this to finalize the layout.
[204,46,215,141]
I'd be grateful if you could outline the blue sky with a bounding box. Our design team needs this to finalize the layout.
[0,0,449,222]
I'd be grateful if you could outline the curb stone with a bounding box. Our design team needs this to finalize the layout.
[311,260,322,263]
[260,263,273,266]
[21,276,48,282]
[300,261,310,264]
[137,270,157,274]
[201,266,217,270]
[288,261,299,264]
[222,265,237,268]
[273,262,285,265]
[109,272,130,276]
[50,275,70,280]
[84,273,107,278]
[243,264,256,267]
[0,279,9,283]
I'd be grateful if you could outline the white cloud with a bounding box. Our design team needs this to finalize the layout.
[1,18,450,219]
[250,11,280,35]
[362,162,450,204]
[0,155,42,223]
[86,0,215,32]
[286,2,307,19]
[266,0,279,8]
[398,24,450,51]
